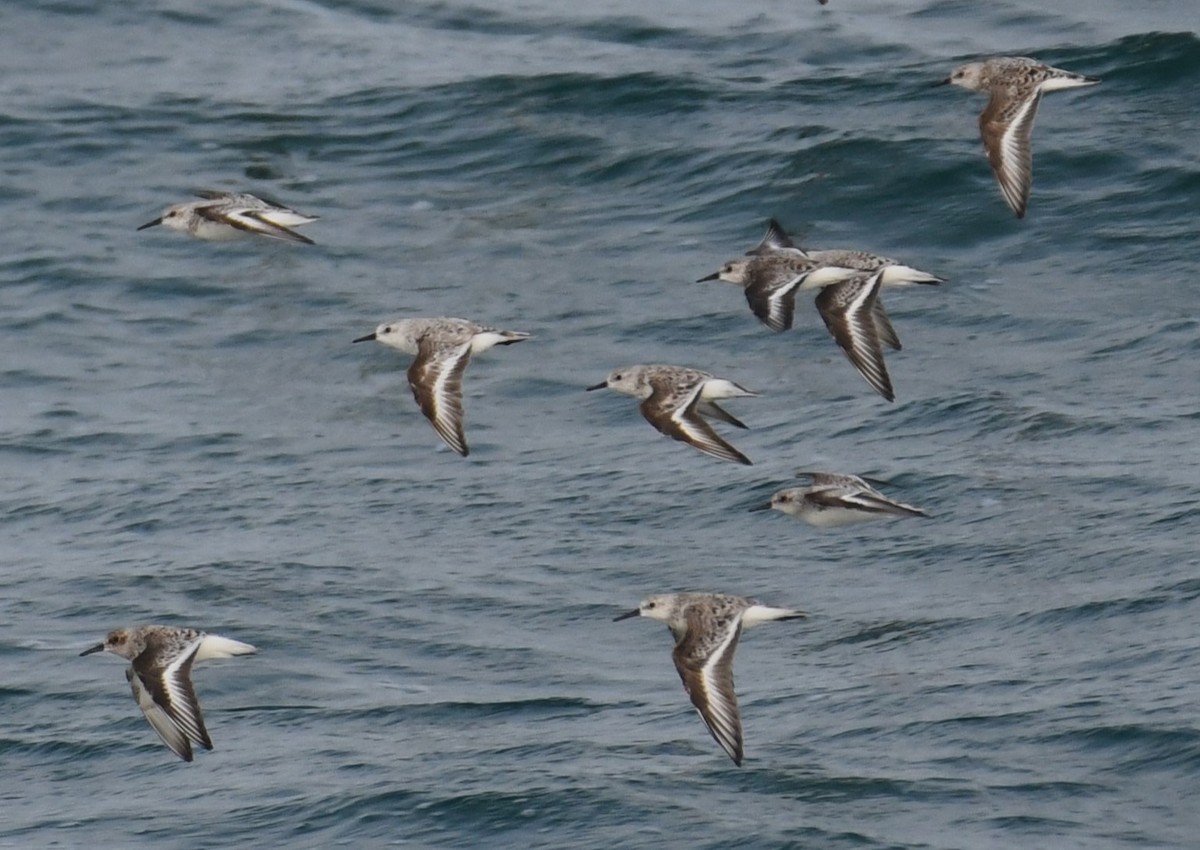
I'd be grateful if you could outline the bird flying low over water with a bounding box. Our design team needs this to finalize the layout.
[81,625,256,762]
[751,471,930,528]
[588,364,757,465]
[937,56,1100,218]
[354,317,529,457]
[615,592,806,766]
[700,256,895,402]
[138,190,319,244]
[699,219,941,402]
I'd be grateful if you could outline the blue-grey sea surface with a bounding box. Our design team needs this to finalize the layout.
[2,0,1198,847]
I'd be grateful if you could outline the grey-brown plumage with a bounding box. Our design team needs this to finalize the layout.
[939,57,1100,218]
[353,317,530,456]
[745,218,942,351]
[615,593,807,766]
[137,190,318,243]
[814,271,894,401]
[700,226,906,401]
[699,250,859,334]
[587,364,757,465]
[80,625,256,762]
[751,471,930,528]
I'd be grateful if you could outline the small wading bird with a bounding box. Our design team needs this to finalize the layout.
[937,56,1100,218]
[138,189,318,244]
[751,471,929,528]
[615,593,807,766]
[354,317,530,457]
[588,364,757,465]
[81,625,256,762]
[699,220,941,403]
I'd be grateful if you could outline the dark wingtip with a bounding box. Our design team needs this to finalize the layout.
[754,218,796,254]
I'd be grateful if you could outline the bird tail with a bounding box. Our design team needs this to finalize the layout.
[196,634,258,661]
[742,605,808,626]
[469,330,530,353]
[879,264,943,286]
[497,331,531,345]
[701,378,758,399]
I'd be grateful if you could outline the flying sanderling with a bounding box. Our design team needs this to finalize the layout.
[80,625,256,762]
[587,364,757,465]
[748,218,942,288]
[699,253,895,402]
[937,57,1100,218]
[746,218,941,351]
[138,190,319,244]
[751,471,929,528]
[615,592,807,766]
[353,317,529,457]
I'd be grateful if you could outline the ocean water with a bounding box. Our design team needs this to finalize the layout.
[2,0,1198,847]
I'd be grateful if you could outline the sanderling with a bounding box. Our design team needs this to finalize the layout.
[937,57,1099,218]
[80,625,256,762]
[699,254,895,402]
[587,364,757,465]
[615,592,806,766]
[751,471,929,528]
[138,190,319,244]
[749,218,943,288]
[353,317,530,457]
[746,218,941,351]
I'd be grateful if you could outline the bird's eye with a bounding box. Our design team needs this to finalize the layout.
[383,326,392,334]
[646,601,656,609]
[613,373,622,381]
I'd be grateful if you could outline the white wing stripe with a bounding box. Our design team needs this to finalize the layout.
[127,669,193,761]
